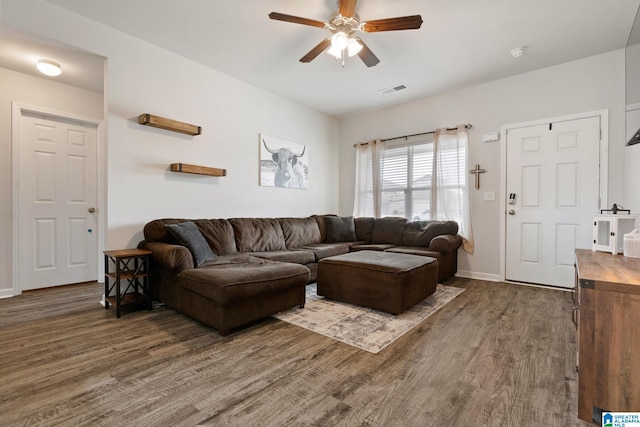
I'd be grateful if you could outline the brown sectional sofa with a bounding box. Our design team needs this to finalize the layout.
[139,215,462,335]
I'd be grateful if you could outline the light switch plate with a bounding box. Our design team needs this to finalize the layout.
[484,191,495,201]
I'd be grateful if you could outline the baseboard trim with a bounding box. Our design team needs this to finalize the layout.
[455,270,500,282]
[0,288,15,299]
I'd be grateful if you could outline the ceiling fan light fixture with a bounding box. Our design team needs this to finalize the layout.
[37,59,62,76]
[269,3,421,67]
[327,44,343,59]
[331,31,348,50]
[347,38,362,57]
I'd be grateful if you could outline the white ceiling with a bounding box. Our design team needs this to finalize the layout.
[3,0,640,117]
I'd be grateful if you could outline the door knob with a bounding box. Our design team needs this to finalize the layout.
[88,207,96,213]
[508,209,515,215]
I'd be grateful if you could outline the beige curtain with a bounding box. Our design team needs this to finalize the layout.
[353,139,383,217]
[434,125,474,253]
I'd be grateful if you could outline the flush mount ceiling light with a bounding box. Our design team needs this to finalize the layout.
[510,47,526,58]
[37,59,62,76]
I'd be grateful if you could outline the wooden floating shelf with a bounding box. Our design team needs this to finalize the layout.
[170,163,227,177]
[138,114,201,136]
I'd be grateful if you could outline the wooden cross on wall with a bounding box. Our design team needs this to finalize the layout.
[469,164,486,189]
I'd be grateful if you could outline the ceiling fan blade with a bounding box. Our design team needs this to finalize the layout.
[299,39,332,63]
[339,0,358,18]
[362,15,423,32]
[355,38,380,67]
[268,12,326,29]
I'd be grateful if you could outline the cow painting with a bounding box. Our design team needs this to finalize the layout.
[260,137,308,189]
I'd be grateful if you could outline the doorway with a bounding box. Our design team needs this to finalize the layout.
[500,111,607,288]
[12,104,103,292]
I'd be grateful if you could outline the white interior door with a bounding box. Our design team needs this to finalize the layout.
[19,111,98,290]
[505,116,601,288]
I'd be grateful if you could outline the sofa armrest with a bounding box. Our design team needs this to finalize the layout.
[140,240,194,272]
[428,234,462,253]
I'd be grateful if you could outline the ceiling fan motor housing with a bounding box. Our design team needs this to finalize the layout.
[327,11,362,36]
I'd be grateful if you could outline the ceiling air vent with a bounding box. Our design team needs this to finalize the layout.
[379,84,407,95]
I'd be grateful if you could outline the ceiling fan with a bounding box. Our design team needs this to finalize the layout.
[269,0,423,67]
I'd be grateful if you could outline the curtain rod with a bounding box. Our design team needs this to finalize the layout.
[353,124,472,147]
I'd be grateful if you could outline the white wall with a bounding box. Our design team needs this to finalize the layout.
[0,68,104,297]
[1,0,339,294]
[104,40,339,249]
[339,50,627,279]
[625,42,640,214]
[625,107,640,214]
[627,43,640,106]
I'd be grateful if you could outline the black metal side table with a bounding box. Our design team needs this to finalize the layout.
[103,248,152,318]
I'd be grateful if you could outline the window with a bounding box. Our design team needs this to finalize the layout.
[379,135,466,225]
[379,138,434,221]
[353,125,473,252]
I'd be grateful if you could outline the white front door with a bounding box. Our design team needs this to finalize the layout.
[505,116,601,288]
[19,110,98,290]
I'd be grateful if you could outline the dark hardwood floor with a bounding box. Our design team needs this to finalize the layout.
[0,278,591,426]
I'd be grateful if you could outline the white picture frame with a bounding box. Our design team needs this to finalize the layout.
[259,134,308,189]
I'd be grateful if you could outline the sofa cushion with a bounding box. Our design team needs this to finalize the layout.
[402,220,459,247]
[166,221,217,266]
[245,250,315,265]
[313,214,334,242]
[229,218,287,252]
[178,255,310,305]
[355,217,375,242]
[325,216,357,242]
[279,217,322,249]
[385,246,442,259]
[350,243,397,252]
[301,242,351,260]
[194,219,237,255]
[371,217,407,245]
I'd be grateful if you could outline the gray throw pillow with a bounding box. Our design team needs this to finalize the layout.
[324,216,357,242]
[166,221,217,266]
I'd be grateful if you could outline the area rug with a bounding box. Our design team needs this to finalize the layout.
[273,284,464,354]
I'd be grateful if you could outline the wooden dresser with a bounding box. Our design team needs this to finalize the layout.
[574,249,640,422]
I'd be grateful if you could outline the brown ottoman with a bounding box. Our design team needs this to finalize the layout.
[317,250,438,315]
